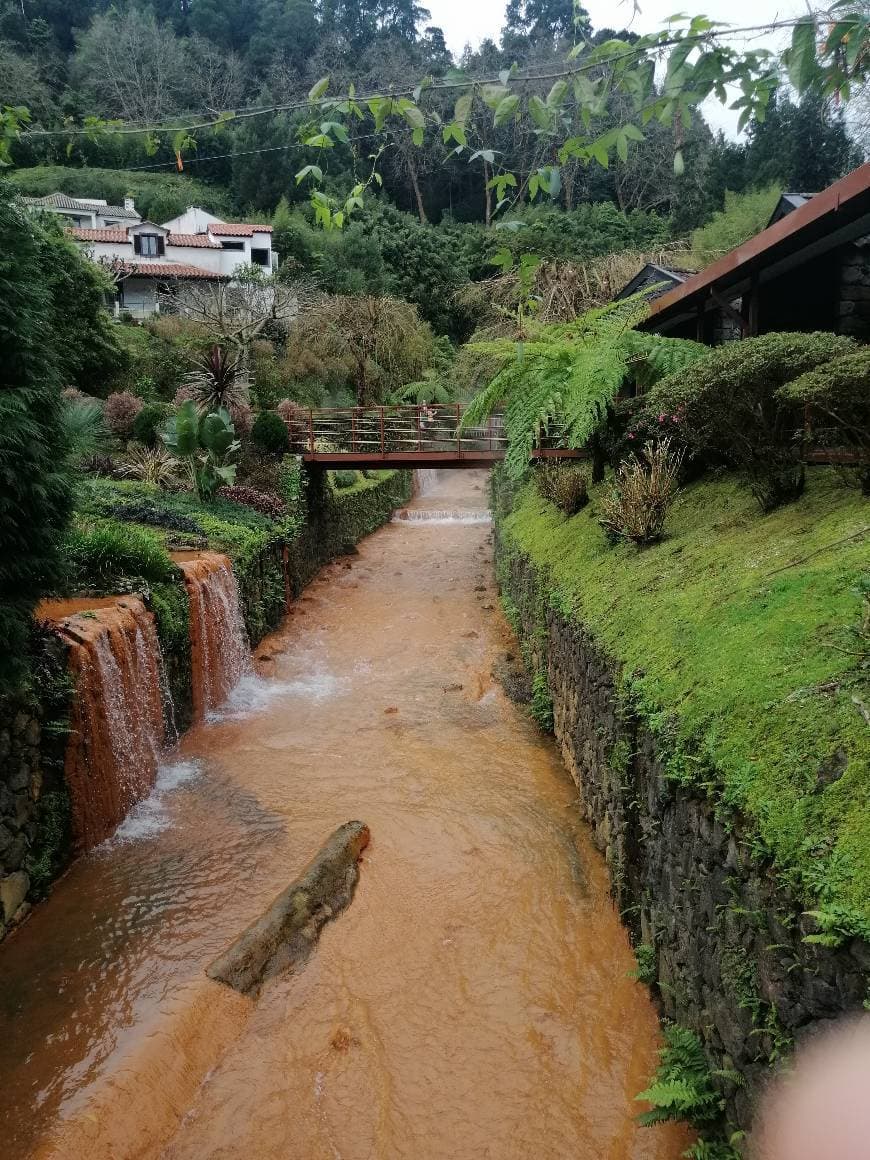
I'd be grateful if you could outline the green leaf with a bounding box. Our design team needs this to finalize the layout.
[454,91,473,125]
[547,79,569,107]
[402,104,425,129]
[673,148,685,176]
[788,18,818,94]
[528,96,553,131]
[469,148,497,164]
[489,248,513,270]
[412,126,424,146]
[493,93,520,126]
[295,164,323,185]
[481,83,509,109]
[309,75,330,101]
[304,133,334,149]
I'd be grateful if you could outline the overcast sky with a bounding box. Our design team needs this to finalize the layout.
[424,0,803,136]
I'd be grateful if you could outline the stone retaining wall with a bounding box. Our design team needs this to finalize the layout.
[493,488,869,1140]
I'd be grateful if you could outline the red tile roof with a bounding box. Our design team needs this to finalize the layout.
[168,233,221,248]
[208,222,272,236]
[70,227,130,243]
[123,262,228,280]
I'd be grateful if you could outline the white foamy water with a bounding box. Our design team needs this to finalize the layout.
[393,509,492,525]
[107,759,203,844]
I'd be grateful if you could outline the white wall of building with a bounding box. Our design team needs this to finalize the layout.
[162,207,225,234]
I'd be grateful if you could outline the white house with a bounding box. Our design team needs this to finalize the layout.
[23,193,278,318]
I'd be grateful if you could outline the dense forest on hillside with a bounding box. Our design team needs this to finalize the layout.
[0,0,863,228]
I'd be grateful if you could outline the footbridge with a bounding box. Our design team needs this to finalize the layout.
[284,404,583,468]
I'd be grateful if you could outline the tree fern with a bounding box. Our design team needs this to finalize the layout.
[461,293,708,478]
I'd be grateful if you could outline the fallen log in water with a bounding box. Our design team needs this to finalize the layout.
[207,820,370,997]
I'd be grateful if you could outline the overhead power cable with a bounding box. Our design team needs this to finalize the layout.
[21,17,814,141]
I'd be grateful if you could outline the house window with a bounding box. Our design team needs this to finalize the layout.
[251,247,270,266]
[220,240,245,251]
[137,234,161,257]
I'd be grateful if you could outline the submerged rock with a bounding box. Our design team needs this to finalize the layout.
[207,821,370,997]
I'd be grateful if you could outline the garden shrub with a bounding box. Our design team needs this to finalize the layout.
[535,462,589,515]
[332,470,358,489]
[598,439,684,545]
[251,409,289,455]
[132,402,173,447]
[644,332,855,511]
[779,347,870,494]
[104,390,144,439]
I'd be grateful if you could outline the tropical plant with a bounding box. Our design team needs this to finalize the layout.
[251,409,289,455]
[645,332,856,511]
[598,439,684,546]
[535,461,589,515]
[161,400,240,500]
[389,372,455,406]
[61,396,110,465]
[103,390,144,439]
[461,294,707,479]
[117,444,180,488]
[184,343,247,413]
[779,347,870,495]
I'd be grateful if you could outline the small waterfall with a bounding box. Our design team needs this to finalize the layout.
[415,469,442,497]
[393,508,492,525]
[176,552,251,718]
[56,597,168,851]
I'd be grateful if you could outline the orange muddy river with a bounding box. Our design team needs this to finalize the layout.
[0,470,689,1160]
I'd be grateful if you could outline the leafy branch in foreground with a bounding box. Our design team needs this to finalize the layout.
[460,293,706,478]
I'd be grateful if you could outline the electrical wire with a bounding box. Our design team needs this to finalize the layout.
[20,16,820,141]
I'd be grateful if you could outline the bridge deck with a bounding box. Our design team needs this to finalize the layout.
[284,404,582,466]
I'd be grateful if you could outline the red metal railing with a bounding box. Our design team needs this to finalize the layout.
[283,404,575,459]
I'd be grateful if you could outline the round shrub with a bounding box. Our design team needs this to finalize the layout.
[251,409,288,455]
[104,390,144,439]
[779,347,870,494]
[132,402,172,447]
[332,469,358,489]
[644,332,855,511]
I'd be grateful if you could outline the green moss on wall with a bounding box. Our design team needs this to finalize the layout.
[494,467,870,935]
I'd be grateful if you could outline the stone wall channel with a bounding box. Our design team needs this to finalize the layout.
[0,469,412,942]
[493,506,869,1139]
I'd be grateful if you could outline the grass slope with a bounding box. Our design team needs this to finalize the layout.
[500,469,870,933]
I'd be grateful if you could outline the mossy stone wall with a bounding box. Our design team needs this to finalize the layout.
[493,474,869,1140]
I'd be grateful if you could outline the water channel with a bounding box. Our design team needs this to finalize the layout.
[0,470,689,1159]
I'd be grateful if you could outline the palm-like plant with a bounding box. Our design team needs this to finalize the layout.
[61,397,110,465]
[460,293,707,479]
[117,444,180,489]
[184,344,248,413]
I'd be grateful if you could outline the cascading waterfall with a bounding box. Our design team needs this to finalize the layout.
[54,597,168,851]
[176,552,251,719]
